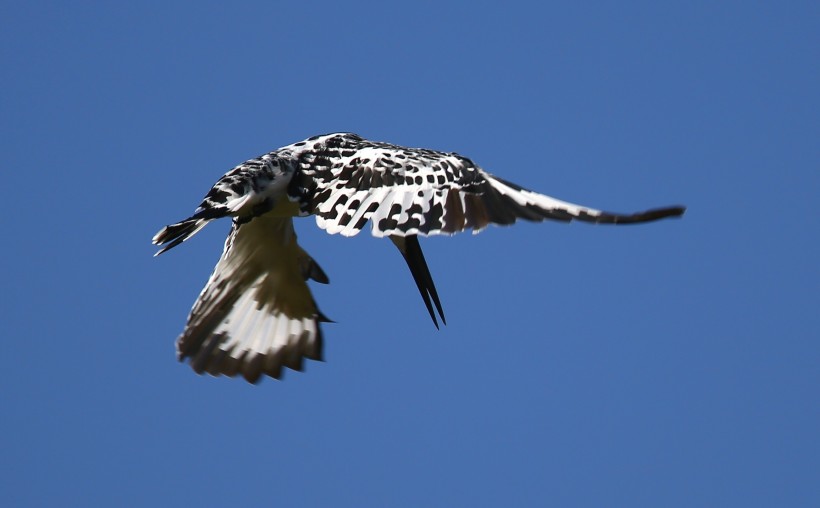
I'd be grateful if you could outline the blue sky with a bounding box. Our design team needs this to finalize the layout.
[1,1,817,506]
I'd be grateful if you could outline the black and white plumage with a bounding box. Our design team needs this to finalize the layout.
[154,133,685,383]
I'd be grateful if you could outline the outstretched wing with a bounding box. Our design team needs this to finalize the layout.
[287,133,683,328]
[175,214,328,383]
[293,133,685,238]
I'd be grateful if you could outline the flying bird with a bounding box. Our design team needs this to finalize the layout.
[153,133,684,383]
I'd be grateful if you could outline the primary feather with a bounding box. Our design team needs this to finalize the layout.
[154,132,685,383]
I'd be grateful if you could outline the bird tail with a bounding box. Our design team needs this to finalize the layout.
[152,217,210,256]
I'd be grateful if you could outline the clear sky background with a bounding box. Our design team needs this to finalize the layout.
[1,2,817,507]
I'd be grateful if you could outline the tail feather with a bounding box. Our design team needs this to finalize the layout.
[152,217,210,256]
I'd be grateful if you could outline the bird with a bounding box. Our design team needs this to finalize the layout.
[153,132,685,383]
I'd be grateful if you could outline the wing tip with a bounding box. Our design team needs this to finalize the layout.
[581,204,687,225]
[176,312,328,384]
[641,205,686,220]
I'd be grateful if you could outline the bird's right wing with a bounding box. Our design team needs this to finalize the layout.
[175,214,328,383]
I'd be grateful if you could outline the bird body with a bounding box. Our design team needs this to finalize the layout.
[154,133,684,383]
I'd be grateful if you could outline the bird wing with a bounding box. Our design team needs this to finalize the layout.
[293,133,684,239]
[174,213,328,383]
[287,133,683,328]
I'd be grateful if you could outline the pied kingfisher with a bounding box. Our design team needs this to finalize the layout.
[154,133,685,383]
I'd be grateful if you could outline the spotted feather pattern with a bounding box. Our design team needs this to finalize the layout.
[282,133,683,238]
[153,132,685,383]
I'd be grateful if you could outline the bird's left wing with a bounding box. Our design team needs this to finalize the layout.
[174,214,328,383]
[288,133,683,328]
[291,133,684,239]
